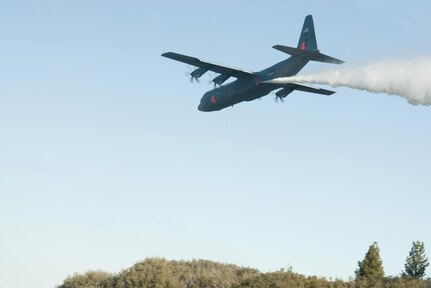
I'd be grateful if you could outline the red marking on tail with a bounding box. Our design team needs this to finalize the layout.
[300,41,306,50]
[211,95,216,104]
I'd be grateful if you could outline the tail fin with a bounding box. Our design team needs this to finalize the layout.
[297,15,317,51]
[272,14,344,64]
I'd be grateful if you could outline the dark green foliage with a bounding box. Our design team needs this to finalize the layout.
[56,257,431,288]
[355,242,385,283]
[403,241,429,279]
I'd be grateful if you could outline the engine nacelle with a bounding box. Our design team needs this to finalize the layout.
[276,87,295,98]
[191,67,208,79]
[213,74,230,85]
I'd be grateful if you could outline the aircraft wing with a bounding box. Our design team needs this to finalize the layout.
[284,82,335,95]
[263,78,335,97]
[162,52,254,79]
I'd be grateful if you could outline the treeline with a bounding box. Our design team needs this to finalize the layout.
[57,258,431,288]
[57,241,430,288]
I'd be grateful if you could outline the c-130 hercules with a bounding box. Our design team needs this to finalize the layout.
[162,15,343,112]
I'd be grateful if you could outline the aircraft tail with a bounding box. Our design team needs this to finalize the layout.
[297,15,317,51]
[272,15,344,64]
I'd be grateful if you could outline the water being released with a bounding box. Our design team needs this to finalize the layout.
[266,57,431,106]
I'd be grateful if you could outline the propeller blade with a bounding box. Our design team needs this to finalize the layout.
[189,75,200,83]
[274,95,284,103]
[186,66,200,84]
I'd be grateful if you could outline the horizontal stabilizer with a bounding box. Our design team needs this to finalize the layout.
[273,45,344,64]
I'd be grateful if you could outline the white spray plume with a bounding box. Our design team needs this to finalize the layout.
[279,56,431,106]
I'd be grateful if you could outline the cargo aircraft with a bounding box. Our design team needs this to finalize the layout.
[162,15,343,112]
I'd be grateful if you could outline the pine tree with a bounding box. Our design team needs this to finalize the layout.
[355,242,384,283]
[403,241,429,279]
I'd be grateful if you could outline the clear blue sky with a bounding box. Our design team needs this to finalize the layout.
[1,1,430,287]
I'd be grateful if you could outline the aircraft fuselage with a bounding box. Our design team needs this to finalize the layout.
[198,57,308,111]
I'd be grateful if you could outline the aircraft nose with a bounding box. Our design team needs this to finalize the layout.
[198,97,207,111]
[198,102,209,111]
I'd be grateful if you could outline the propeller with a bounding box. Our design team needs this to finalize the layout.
[273,87,293,103]
[190,74,200,83]
[274,94,285,103]
[186,66,200,83]
[207,72,218,88]
[208,79,217,88]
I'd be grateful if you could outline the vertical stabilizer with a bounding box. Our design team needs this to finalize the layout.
[297,15,317,51]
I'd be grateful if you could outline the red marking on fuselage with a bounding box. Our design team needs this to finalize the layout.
[255,76,261,87]
[300,41,306,50]
[211,95,216,104]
